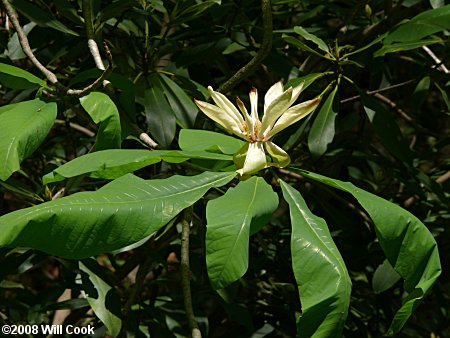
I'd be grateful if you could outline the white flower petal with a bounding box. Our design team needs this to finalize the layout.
[289,81,305,106]
[208,86,245,127]
[264,81,284,111]
[265,141,291,168]
[249,87,259,124]
[195,99,247,139]
[269,97,321,137]
[238,141,267,175]
[260,87,293,139]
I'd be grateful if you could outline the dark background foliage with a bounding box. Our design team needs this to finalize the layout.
[0,0,449,337]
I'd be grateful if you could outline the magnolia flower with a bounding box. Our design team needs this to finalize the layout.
[194,81,320,175]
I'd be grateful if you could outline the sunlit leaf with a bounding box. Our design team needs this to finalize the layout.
[80,92,122,150]
[206,177,278,289]
[291,168,441,335]
[280,180,351,338]
[0,171,236,258]
[0,99,57,181]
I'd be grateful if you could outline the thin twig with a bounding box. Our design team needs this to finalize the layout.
[180,211,201,338]
[2,0,60,86]
[54,119,95,137]
[217,0,272,93]
[340,79,417,104]
[372,93,439,137]
[422,46,449,74]
[66,67,112,97]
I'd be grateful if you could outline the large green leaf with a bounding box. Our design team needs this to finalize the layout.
[280,180,351,338]
[159,74,198,128]
[384,5,450,44]
[179,129,244,155]
[361,92,414,164]
[0,63,46,89]
[0,171,236,259]
[10,0,79,36]
[291,168,441,335]
[80,92,122,150]
[43,149,233,184]
[80,261,121,337]
[206,177,278,289]
[0,99,57,181]
[308,85,338,158]
[144,77,176,148]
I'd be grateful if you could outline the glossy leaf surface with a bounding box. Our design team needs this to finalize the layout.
[384,5,450,44]
[280,180,351,338]
[0,99,57,181]
[179,129,244,155]
[145,76,176,148]
[43,149,233,184]
[0,63,46,89]
[206,177,278,289]
[292,168,441,335]
[308,85,338,157]
[80,92,122,150]
[0,172,236,258]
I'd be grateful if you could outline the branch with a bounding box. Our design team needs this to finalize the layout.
[2,0,60,86]
[54,119,95,137]
[180,211,202,338]
[422,46,450,74]
[217,0,272,93]
[372,93,439,137]
[82,0,111,87]
[340,79,417,104]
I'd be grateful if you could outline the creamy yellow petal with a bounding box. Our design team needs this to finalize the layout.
[264,81,284,111]
[208,86,245,127]
[289,81,305,106]
[195,99,247,139]
[269,97,321,137]
[260,87,293,140]
[237,141,267,175]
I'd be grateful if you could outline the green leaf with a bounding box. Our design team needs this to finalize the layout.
[179,129,244,155]
[7,22,36,60]
[283,35,331,59]
[43,149,233,184]
[372,259,401,294]
[80,92,122,150]
[0,99,57,181]
[293,26,330,53]
[291,168,441,335]
[285,73,327,92]
[360,92,414,164]
[280,180,351,338]
[206,177,278,289]
[10,0,79,36]
[384,5,450,44]
[80,261,121,337]
[0,63,46,89]
[374,37,444,57]
[0,171,236,259]
[411,76,430,112]
[308,85,338,158]
[144,79,176,148]
[159,74,198,128]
